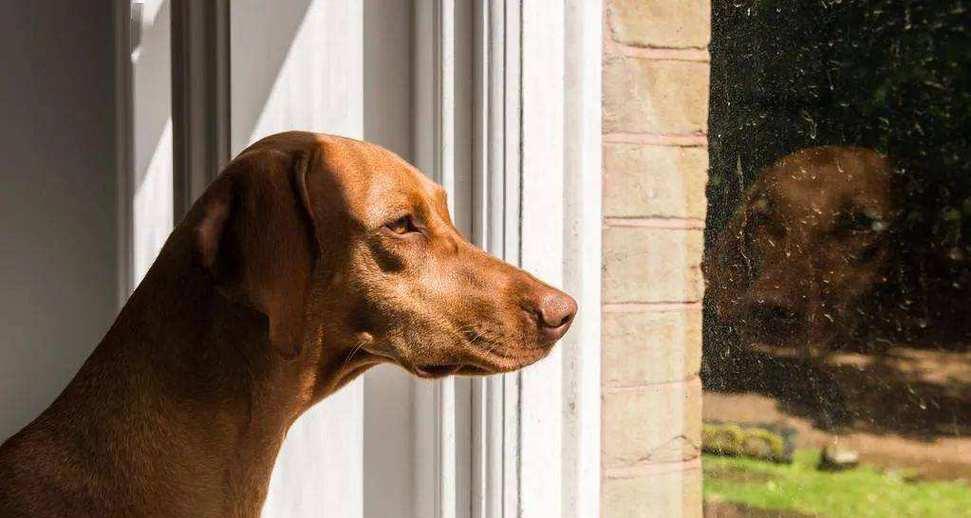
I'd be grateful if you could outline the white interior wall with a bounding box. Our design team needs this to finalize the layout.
[0,2,119,443]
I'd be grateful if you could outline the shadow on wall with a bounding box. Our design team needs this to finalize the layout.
[0,4,119,441]
[0,0,323,443]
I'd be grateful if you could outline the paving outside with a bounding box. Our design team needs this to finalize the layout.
[703,345,971,516]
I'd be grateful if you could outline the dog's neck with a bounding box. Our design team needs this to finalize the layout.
[34,243,374,517]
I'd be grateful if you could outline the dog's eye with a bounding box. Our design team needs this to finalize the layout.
[385,215,418,235]
[838,209,883,234]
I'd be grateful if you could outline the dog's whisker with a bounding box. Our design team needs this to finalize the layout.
[339,339,369,375]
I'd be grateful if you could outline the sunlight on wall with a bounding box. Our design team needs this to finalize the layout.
[133,119,173,284]
[131,0,173,286]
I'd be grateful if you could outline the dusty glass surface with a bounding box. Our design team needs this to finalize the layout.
[702,2,971,516]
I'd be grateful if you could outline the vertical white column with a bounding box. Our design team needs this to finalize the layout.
[562,1,602,517]
[229,2,364,517]
[501,3,523,516]
[518,0,566,517]
[470,2,492,516]
[435,1,459,512]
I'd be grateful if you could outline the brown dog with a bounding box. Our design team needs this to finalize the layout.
[0,132,576,517]
[706,146,896,354]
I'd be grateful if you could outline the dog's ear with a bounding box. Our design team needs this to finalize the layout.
[190,148,318,358]
[192,173,235,274]
[704,202,754,318]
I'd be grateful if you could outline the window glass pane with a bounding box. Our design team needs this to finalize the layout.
[703,2,971,515]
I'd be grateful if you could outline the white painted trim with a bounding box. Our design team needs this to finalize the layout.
[518,1,566,516]
[434,3,458,517]
[517,1,602,517]
[562,1,602,517]
[500,5,523,513]
[415,1,601,516]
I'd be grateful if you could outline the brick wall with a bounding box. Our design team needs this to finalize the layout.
[601,1,710,517]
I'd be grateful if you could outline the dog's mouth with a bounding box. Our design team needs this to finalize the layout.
[415,364,463,377]
[414,363,494,378]
[404,323,554,379]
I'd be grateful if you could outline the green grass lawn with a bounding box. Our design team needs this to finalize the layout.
[703,450,971,518]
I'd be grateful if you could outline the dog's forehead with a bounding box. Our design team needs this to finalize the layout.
[314,136,445,222]
[759,152,894,217]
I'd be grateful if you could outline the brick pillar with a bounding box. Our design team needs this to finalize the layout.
[601,1,710,517]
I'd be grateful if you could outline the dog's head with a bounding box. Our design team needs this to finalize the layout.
[705,146,897,349]
[187,132,575,394]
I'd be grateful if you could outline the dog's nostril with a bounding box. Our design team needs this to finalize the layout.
[537,293,578,330]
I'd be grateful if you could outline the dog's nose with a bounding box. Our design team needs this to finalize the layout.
[751,301,800,323]
[534,291,578,342]
[745,293,803,336]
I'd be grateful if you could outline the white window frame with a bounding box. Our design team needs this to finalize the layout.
[413,1,602,517]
